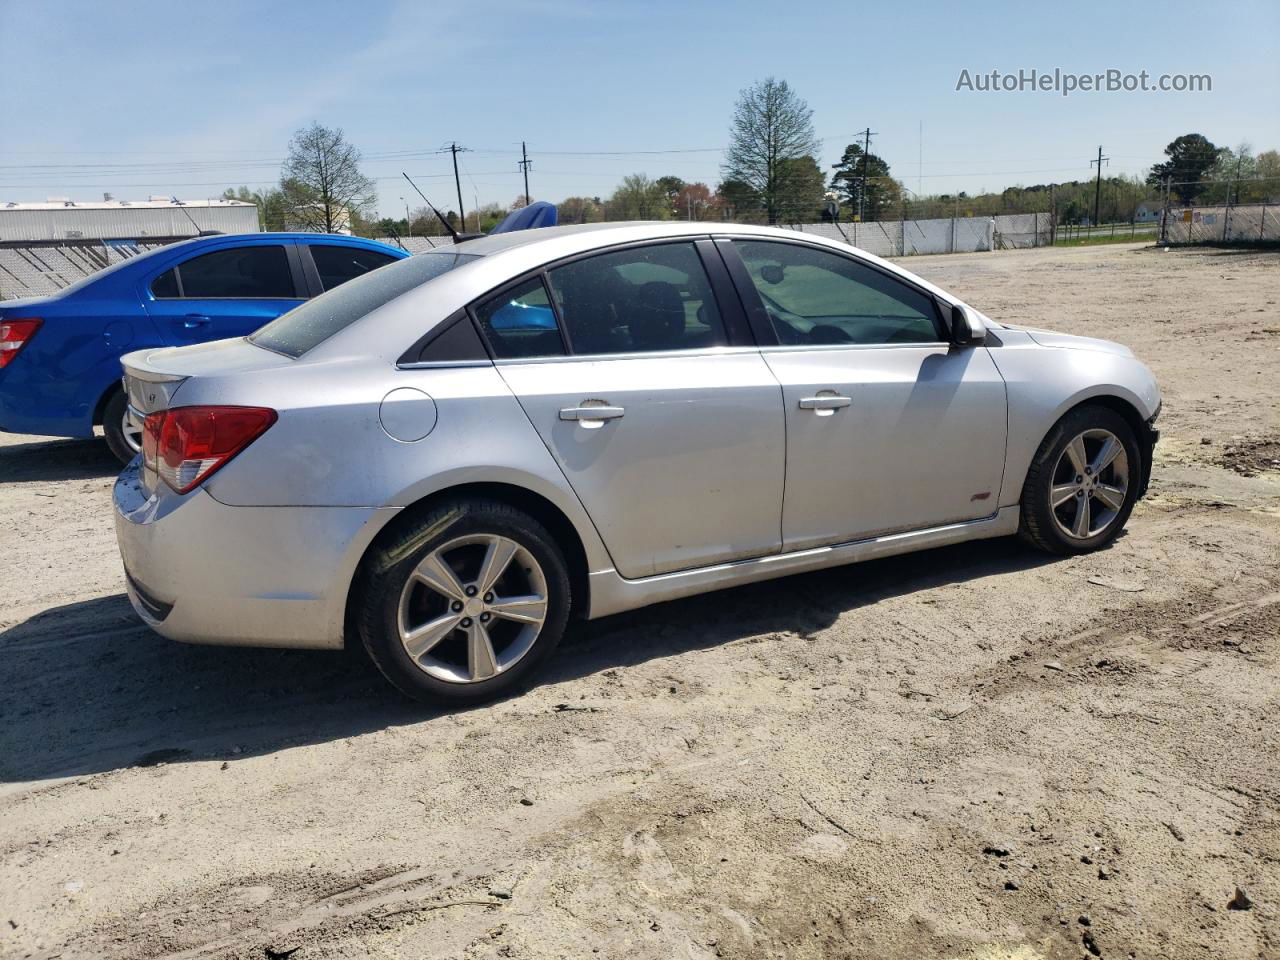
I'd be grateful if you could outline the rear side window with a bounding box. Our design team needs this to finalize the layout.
[547,242,728,355]
[475,277,565,359]
[310,244,399,291]
[171,245,295,299]
[250,251,478,358]
[151,268,179,298]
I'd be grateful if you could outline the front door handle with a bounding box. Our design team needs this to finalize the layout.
[798,394,851,411]
[559,404,625,429]
[182,314,211,329]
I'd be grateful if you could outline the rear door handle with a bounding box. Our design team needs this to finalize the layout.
[798,394,851,411]
[559,405,625,428]
[182,314,211,329]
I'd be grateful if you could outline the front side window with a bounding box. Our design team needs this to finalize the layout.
[310,244,399,291]
[735,240,942,346]
[169,245,295,299]
[547,242,728,355]
[475,277,565,359]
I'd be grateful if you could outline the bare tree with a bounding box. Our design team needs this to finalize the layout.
[723,78,819,224]
[280,123,375,233]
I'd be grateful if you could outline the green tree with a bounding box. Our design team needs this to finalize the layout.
[1147,133,1221,204]
[280,122,376,233]
[829,144,899,221]
[716,178,763,222]
[557,196,605,224]
[655,176,686,216]
[774,156,826,223]
[607,174,669,220]
[221,185,287,230]
[722,77,819,224]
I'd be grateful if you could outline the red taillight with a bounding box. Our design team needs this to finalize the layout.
[0,318,41,368]
[141,405,277,494]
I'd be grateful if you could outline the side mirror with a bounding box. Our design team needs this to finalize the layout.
[950,303,986,346]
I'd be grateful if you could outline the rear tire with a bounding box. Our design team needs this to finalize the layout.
[1019,405,1140,555]
[354,498,571,704]
[102,388,140,465]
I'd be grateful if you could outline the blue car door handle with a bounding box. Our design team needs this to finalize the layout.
[182,314,211,329]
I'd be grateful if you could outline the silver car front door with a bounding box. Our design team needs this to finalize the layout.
[475,241,785,579]
[727,238,1008,551]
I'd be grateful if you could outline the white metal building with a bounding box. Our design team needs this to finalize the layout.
[0,198,259,243]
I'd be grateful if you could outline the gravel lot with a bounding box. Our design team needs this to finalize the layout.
[1,242,1277,960]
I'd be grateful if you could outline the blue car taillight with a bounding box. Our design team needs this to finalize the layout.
[0,318,41,368]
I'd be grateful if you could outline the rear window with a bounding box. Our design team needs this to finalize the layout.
[249,251,478,357]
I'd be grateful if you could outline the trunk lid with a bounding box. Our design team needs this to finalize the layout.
[120,337,292,415]
[120,337,291,498]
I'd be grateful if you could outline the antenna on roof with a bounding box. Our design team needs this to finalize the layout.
[401,172,480,243]
[384,225,408,252]
[171,196,203,235]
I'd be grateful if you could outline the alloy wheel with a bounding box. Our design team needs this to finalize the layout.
[1049,428,1130,540]
[397,534,548,684]
[121,405,143,455]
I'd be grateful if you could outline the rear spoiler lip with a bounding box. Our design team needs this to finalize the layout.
[119,347,192,384]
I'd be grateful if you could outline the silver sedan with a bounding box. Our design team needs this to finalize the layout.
[114,223,1161,703]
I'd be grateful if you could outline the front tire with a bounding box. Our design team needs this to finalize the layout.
[103,388,141,465]
[1019,405,1140,555]
[355,498,571,704]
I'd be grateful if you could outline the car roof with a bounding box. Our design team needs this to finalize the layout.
[455,220,804,256]
[307,220,965,365]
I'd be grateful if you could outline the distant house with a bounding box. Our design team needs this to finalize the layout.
[1134,201,1164,223]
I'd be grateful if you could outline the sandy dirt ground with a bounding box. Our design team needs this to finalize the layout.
[1,243,1277,960]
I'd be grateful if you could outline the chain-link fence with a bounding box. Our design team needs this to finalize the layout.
[1157,178,1280,245]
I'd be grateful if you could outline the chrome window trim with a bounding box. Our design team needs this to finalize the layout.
[758,340,950,354]
[490,344,765,366]
[396,359,494,370]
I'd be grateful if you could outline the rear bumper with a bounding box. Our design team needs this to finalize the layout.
[0,390,92,438]
[113,461,395,650]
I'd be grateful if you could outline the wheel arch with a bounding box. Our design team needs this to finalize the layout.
[1037,392,1155,497]
[342,481,593,648]
[92,376,123,426]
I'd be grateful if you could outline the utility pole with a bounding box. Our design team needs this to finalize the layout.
[448,142,468,229]
[1090,145,1109,229]
[518,141,532,205]
[857,127,878,223]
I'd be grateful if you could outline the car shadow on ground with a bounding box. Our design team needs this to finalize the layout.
[0,537,1062,785]
[0,436,119,484]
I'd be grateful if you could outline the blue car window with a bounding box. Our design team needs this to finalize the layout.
[151,268,180,298]
[310,244,399,291]
[475,277,565,359]
[174,245,295,299]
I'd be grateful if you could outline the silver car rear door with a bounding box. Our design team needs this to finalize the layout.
[476,238,785,579]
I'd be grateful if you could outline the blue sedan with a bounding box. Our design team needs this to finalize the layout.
[0,233,407,461]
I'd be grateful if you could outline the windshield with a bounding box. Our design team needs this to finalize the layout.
[249,251,479,357]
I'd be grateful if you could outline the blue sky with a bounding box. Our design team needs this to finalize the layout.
[2,0,1276,218]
